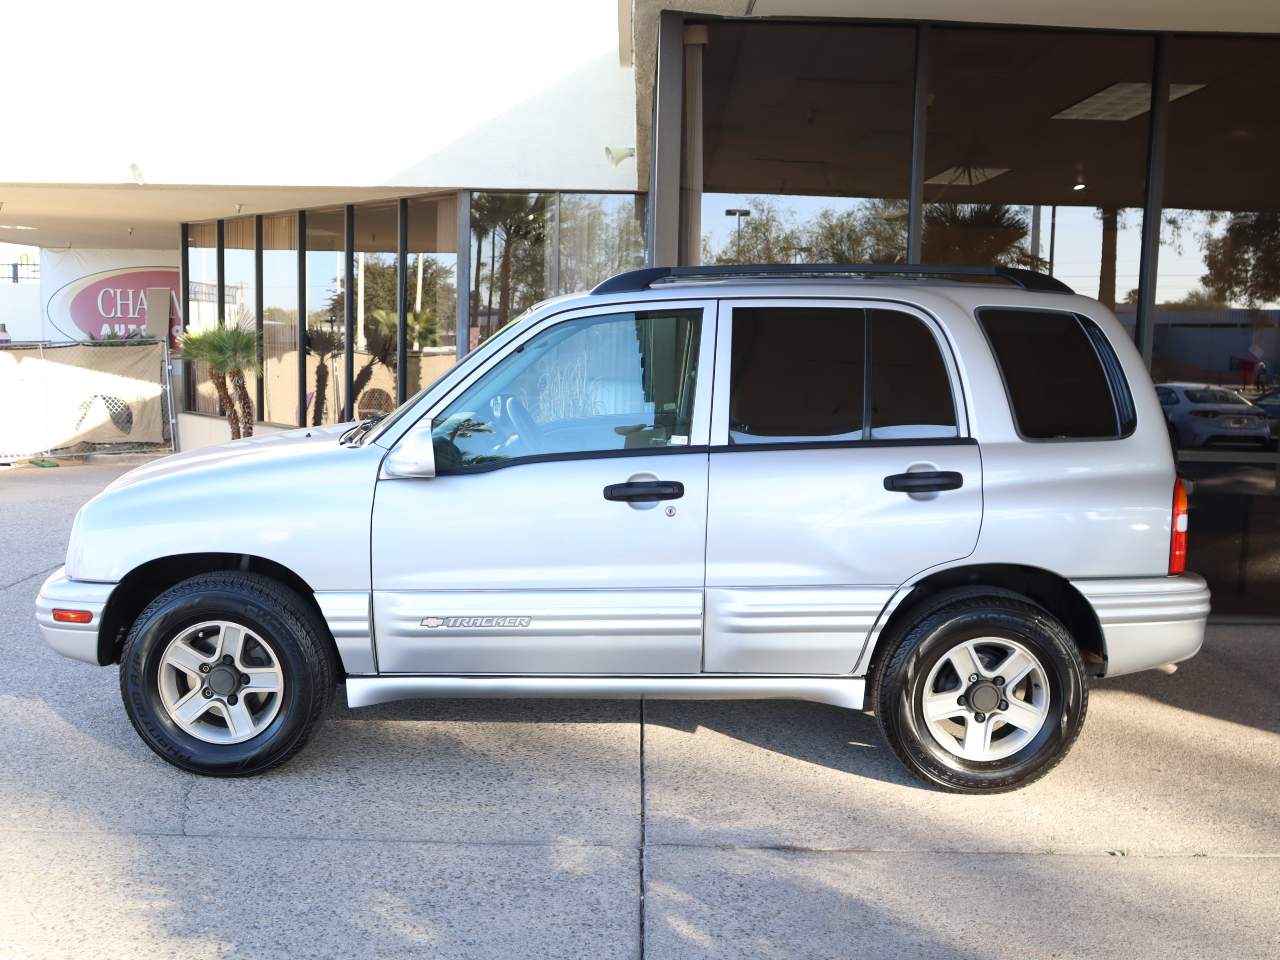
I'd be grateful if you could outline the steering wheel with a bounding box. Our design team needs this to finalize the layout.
[500,395,543,455]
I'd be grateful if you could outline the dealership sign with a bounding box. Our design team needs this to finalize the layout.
[41,249,181,343]
[65,269,179,338]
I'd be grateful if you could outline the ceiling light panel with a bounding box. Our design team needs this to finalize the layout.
[1053,82,1205,121]
[925,167,1010,186]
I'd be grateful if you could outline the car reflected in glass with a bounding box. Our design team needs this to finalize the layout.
[1156,382,1274,450]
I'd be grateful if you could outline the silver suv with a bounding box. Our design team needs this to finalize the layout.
[36,264,1209,792]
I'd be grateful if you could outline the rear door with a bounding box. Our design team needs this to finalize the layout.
[703,299,982,674]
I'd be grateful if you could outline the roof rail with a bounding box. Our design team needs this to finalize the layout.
[589,263,1074,296]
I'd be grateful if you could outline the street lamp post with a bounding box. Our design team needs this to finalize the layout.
[725,208,751,261]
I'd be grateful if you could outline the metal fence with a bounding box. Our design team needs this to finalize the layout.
[1,262,40,284]
[0,340,177,461]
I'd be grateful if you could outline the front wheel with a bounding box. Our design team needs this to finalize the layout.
[872,593,1088,793]
[120,572,335,776]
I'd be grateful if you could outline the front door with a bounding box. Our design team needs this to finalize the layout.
[703,300,983,674]
[371,302,714,675]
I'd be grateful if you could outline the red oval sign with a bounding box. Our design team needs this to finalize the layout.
[67,268,179,338]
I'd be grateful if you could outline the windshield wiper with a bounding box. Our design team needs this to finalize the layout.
[339,414,384,445]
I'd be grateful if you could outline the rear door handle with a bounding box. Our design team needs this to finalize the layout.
[883,470,963,493]
[604,480,685,502]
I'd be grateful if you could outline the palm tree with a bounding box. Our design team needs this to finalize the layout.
[922,203,1031,267]
[180,323,259,439]
[306,326,342,426]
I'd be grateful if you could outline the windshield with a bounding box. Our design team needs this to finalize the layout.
[1185,388,1248,405]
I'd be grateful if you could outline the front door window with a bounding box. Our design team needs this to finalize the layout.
[431,309,703,470]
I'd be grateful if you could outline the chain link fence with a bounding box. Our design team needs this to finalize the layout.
[0,340,176,461]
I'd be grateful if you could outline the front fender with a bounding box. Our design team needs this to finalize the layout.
[68,435,383,592]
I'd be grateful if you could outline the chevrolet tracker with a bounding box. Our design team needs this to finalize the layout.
[36,264,1209,792]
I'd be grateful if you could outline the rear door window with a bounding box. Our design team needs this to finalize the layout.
[728,307,865,443]
[868,309,958,439]
[978,308,1130,440]
[727,305,958,444]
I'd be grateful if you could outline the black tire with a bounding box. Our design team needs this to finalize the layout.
[119,572,335,776]
[871,591,1088,793]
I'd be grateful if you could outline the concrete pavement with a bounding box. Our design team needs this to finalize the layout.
[1,462,1277,959]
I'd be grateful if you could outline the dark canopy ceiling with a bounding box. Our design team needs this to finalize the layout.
[701,21,1279,212]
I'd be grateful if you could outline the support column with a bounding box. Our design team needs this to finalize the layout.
[1136,34,1172,365]
[907,24,930,264]
[296,210,307,427]
[647,9,683,267]
[254,214,264,418]
[215,219,226,325]
[455,191,472,360]
[343,204,355,421]
[680,24,707,266]
[396,197,408,404]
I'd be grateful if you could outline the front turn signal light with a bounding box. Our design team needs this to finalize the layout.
[52,609,93,624]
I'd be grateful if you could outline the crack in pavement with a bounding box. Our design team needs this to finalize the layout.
[0,563,61,594]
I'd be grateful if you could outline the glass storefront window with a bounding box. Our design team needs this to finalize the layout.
[304,208,347,425]
[1151,36,1280,616]
[184,221,219,415]
[555,193,645,294]
[695,22,915,265]
[470,193,549,348]
[470,192,644,350]
[406,195,459,396]
[222,217,258,419]
[262,214,299,425]
[351,201,399,418]
[922,28,1153,306]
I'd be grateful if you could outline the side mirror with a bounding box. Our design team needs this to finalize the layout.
[382,428,437,479]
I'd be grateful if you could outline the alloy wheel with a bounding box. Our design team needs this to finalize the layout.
[157,620,285,744]
[919,636,1051,762]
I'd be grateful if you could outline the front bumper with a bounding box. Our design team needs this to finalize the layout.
[34,568,116,666]
[1071,573,1211,677]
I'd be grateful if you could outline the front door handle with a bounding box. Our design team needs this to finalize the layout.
[883,470,963,493]
[604,480,685,503]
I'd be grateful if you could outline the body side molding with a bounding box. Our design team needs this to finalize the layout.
[345,674,866,710]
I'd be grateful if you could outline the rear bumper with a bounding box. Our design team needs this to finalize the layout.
[1071,574,1210,677]
[34,568,115,666]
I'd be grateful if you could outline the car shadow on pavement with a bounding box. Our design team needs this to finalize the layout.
[1105,624,1280,735]
[342,695,925,790]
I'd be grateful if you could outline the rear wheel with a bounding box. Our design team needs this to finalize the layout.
[872,593,1087,793]
[120,572,335,776]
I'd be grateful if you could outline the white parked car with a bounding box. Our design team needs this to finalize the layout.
[36,265,1209,792]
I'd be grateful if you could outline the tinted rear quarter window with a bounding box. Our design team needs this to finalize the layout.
[978,308,1126,440]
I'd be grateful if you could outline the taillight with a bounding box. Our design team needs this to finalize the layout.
[1170,479,1189,575]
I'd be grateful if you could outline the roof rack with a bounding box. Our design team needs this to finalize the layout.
[590,263,1074,296]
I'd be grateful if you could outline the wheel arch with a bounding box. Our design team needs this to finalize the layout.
[97,553,337,670]
[859,563,1106,681]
